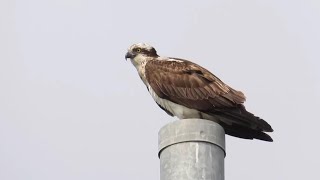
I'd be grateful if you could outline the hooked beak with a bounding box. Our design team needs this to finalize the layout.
[125,52,134,60]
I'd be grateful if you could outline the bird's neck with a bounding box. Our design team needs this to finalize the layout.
[130,55,153,85]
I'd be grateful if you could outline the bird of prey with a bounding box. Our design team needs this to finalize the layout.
[125,43,273,141]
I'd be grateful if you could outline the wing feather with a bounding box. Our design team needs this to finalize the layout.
[144,58,273,136]
[145,59,245,111]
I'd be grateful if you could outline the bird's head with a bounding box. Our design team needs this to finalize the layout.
[125,43,158,61]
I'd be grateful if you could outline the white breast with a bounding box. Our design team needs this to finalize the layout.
[147,84,202,119]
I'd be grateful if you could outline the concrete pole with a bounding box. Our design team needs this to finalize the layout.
[158,119,226,180]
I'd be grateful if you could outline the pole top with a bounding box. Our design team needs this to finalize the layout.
[158,119,226,158]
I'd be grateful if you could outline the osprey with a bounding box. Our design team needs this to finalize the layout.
[125,43,273,141]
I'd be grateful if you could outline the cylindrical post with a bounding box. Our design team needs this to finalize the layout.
[158,119,226,180]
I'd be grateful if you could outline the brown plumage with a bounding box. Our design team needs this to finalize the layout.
[126,43,273,142]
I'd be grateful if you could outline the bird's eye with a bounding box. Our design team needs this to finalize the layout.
[136,48,141,52]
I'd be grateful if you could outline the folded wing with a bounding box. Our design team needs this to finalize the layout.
[145,58,273,141]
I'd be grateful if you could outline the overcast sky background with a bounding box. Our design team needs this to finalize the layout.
[1,0,320,179]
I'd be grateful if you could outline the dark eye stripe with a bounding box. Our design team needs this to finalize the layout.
[141,49,149,53]
[133,47,157,57]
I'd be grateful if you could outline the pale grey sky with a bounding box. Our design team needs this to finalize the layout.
[1,0,319,179]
